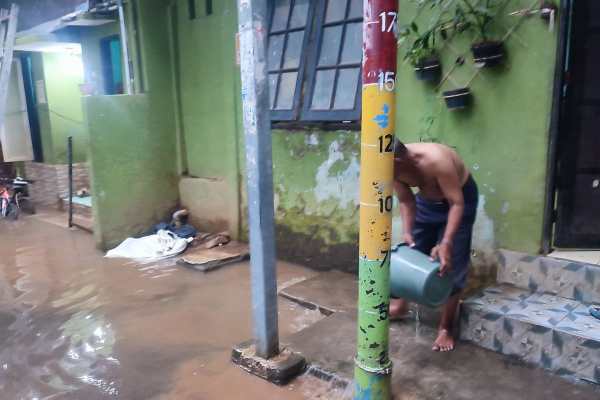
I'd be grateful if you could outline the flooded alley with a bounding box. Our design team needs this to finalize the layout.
[0,214,348,399]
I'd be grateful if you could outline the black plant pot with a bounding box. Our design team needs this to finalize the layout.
[443,88,471,110]
[471,41,504,68]
[414,60,441,81]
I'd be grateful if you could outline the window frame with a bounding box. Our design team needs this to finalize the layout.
[300,0,363,122]
[267,0,317,121]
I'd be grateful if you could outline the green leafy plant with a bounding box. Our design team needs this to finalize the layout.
[398,20,447,67]
[447,0,500,43]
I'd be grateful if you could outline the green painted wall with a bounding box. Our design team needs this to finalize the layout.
[272,130,361,272]
[84,0,179,250]
[81,0,558,281]
[85,95,178,250]
[22,51,86,165]
[173,0,559,277]
[395,1,558,255]
[173,0,243,238]
[40,52,86,164]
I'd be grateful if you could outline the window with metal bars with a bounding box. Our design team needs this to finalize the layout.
[267,0,363,122]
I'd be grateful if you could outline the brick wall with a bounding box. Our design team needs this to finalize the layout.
[24,162,91,211]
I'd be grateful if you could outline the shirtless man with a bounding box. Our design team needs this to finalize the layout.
[390,139,478,352]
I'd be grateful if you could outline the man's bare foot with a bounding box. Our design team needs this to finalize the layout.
[432,329,454,352]
[389,299,411,320]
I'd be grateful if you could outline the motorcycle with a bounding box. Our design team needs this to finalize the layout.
[1,177,36,220]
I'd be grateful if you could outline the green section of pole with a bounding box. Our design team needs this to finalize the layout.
[356,258,393,366]
[354,259,393,399]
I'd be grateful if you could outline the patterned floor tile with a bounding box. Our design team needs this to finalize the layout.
[535,258,575,295]
[497,249,521,283]
[462,284,530,314]
[555,303,600,341]
[498,317,554,367]
[497,249,535,289]
[552,329,600,384]
[459,305,505,351]
[497,252,542,291]
[506,293,580,328]
[582,266,600,304]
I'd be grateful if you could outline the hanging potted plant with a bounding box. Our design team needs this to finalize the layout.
[449,0,504,68]
[441,55,471,110]
[399,20,446,81]
[442,87,471,110]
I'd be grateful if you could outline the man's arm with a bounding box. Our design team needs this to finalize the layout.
[431,162,465,274]
[393,178,417,246]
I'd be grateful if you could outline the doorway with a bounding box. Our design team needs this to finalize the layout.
[555,0,600,248]
[100,35,124,95]
[19,53,43,163]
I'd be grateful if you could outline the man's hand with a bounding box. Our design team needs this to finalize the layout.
[402,232,416,247]
[430,242,452,276]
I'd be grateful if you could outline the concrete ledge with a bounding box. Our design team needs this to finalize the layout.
[278,270,358,315]
[231,339,306,386]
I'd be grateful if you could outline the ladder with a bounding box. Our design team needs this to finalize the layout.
[0,4,19,132]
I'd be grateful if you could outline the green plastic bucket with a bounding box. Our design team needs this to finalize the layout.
[389,243,453,308]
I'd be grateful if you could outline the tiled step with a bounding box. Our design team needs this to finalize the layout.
[498,249,600,303]
[460,283,600,384]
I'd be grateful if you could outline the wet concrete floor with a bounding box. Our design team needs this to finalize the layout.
[0,214,348,399]
[281,273,600,400]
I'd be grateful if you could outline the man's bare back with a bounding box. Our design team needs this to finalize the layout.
[393,143,470,201]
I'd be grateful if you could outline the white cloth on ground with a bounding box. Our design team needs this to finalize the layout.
[105,230,193,259]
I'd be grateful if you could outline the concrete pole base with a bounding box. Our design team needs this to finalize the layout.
[231,339,306,386]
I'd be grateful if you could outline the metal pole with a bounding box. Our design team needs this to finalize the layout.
[236,0,279,360]
[117,0,132,94]
[68,136,73,228]
[355,0,398,398]
[0,4,19,131]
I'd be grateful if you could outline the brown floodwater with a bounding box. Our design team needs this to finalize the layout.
[0,213,350,399]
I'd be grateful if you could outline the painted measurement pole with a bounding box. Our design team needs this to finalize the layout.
[68,136,73,228]
[355,0,398,399]
[236,0,280,360]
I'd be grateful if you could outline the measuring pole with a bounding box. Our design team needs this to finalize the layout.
[236,0,280,359]
[68,136,73,228]
[355,0,398,398]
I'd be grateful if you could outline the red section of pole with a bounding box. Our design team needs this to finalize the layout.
[362,0,399,86]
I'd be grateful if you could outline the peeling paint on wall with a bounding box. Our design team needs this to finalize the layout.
[314,140,360,209]
[472,195,497,269]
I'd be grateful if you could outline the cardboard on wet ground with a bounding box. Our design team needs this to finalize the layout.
[180,242,249,272]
